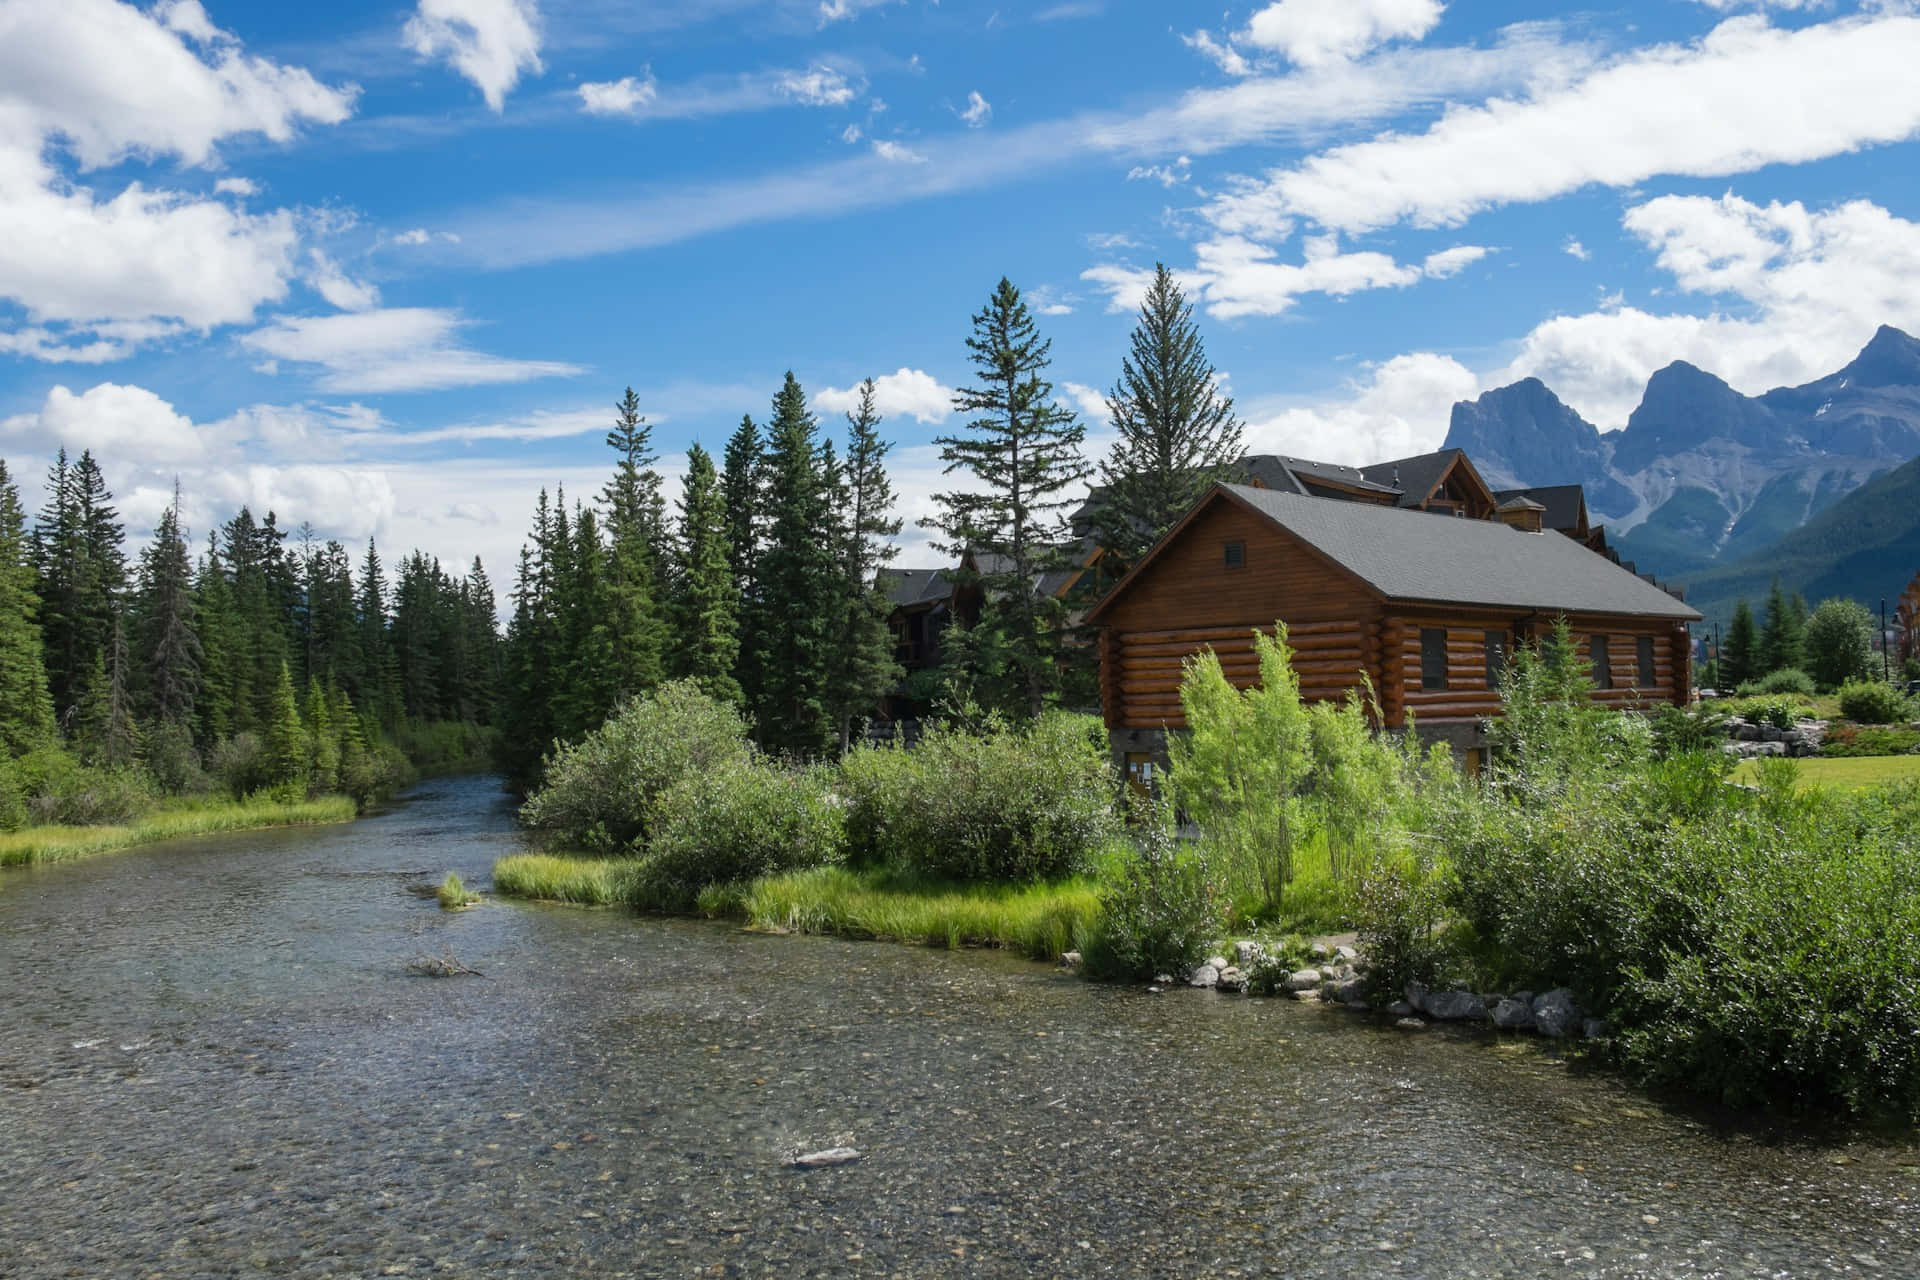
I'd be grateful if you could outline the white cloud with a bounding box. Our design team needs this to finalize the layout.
[214,177,257,197]
[1126,155,1191,187]
[304,251,379,312]
[818,0,895,25]
[388,227,460,247]
[1181,29,1255,77]
[1061,381,1109,426]
[841,122,863,144]
[1243,0,1446,67]
[240,308,584,393]
[1209,12,1920,237]
[1,382,205,464]
[578,75,657,116]
[0,0,354,357]
[403,0,543,112]
[780,66,858,107]
[1027,284,1078,316]
[816,368,955,424]
[1563,237,1590,261]
[1241,352,1480,463]
[959,91,992,127]
[1421,244,1491,277]
[870,139,925,163]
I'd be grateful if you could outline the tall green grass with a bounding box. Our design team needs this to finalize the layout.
[0,794,357,869]
[490,853,641,905]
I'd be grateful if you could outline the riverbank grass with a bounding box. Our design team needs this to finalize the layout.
[437,871,481,910]
[0,794,357,869]
[490,853,639,905]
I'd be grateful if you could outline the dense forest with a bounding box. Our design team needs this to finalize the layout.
[0,270,1243,814]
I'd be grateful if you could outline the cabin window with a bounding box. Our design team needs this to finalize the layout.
[1420,628,1448,690]
[1484,630,1507,690]
[1637,636,1657,688]
[1589,634,1613,690]
[1223,540,1245,569]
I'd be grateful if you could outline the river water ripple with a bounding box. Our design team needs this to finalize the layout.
[2,776,1915,1277]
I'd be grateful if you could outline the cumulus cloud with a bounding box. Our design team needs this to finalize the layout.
[870,139,925,163]
[1,382,205,463]
[1243,0,1446,68]
[1421,244,1491,277]
[780,66,858,107]
[0,0,355,357]
[959,91,992,127]
[1240,352,1480,464]
[403,0,543,112]
[1205,12,1920,238]
[240,308,583,394]
[578,75,657,116]
[304,251,379,312]
[214,177,257,197]
[816,368,956,424]
[1083,237,1489,320]
[1563,237,1591,261]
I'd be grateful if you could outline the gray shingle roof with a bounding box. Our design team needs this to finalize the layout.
[1493,484,1587,533]
[877,568,953,608]
[1222,484,1700,620]
[1358,448,1463,508]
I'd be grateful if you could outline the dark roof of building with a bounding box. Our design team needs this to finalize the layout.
[878,568,953,608]
[1492,484,1588,532]
[1357,448,1467,508]
[1496,495,1547,512]
[1243,454,1399,497]
[1209,484,1699,620]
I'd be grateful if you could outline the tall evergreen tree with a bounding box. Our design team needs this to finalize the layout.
[721,414,765,712]
[132,489,201,726]
[0,460,55,755]
[1723,600,1760,689]
[931,277,1091,718]
[461,558,500,721]
[78,612,140,766]
[1759,576,1805,675]
[357,538,397,722]
[193,533,237,745]
[263,659,306,787]
[600,388,669,697]
[34,449,126,726]
[750,374,842,754]
[558,505,621,740]
[827,379,903,750]
[1094,263,1243,564]
[670,444,742,705]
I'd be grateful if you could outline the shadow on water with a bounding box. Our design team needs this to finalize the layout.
[2,773,1916,1278]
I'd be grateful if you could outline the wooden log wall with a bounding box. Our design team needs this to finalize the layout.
[1112,619,1372,730]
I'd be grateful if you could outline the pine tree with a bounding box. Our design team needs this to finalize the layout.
[1759,576,1805,675]
[263,659,306,788]
[1723,600,1759,689]
[461,558,500,721]
[357,538,397,723]
[827,379,903,750]
[557,504,620,740]
[133,488,202,726]
[77,612,140,767]
[193,533,237,745]
[721,414,765,711]
[931,277,1091,718]
[1095,263,1243,565]
[600,388,669,697]
[670,443,742,705]
[750,374,841,754]
[34,449,127,727]
[303,677,339,795]
[0,460,55,755]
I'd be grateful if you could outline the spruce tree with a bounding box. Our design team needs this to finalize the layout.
[721,414,765,712]
[828,379,903,750]
[263,659,306,788]
[558,504,620,740]
[600,388,669,697]
[461,558,500,721]
[1723,600,1759,689]
[750,374,841,755]
[1095,263,1243,565]
[34,449,127,726]
[193,533,237,745]
[1759,576,1805,675]
[931,277,1091,718]
[133,489,202,726]
[357,538,397,724]
[0,460,55,755]
[671,444,742,705]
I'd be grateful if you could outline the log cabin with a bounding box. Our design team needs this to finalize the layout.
[1898,570,1920,667]
[1085,479,1702,778]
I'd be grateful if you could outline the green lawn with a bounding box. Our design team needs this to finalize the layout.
[1733,755,1920,790]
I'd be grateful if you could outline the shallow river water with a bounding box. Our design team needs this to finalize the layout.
[2,775,1916,1278]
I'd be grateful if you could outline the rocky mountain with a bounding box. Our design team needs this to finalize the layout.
[1443,326,1920,583]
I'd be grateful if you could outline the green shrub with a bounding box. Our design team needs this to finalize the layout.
[1080,811,1222,982]
[1649,704,1726,759]
[1727,694,1805,730]
[638,759,845,909]
[1802,597,1876,690]
[437,871,478,909]
[520,681,751,853]
[840,712,1117,883]
[1836,679,1913,726]
[1818,725,1920,757]
[208,732,270,799]
[10,748,156,826]
[1737,667,1816,697]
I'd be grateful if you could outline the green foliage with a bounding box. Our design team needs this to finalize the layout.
[1721,599,1758,689]
[1758,577,1806,676]
[1736,666,1816,697]
[640,759,844,910]
[437,871,479,910]
[1079,805,1222,981]
[519,680,752,853]
[1649,704,1726,759]
[826,379,904,751]
[8,747,156,827]
[839,712,1118,883]
[1802,597,1876,689]
[490,853,639,905]
[1836,679,1913,725]
[1727,694,1806,729]
[669,443,743,707]
[1818,724,1920,757]
[0,461,55,757]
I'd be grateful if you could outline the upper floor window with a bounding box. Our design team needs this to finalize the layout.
[1420,628,1448,690]
[1224,540,1245,569]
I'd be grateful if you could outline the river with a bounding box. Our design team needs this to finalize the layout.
[1,775,1914,1277]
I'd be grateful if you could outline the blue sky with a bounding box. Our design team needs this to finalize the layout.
[5,0,1920,581]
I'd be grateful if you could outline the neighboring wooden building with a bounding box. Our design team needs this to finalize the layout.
[1897,569,1920,668]
[1084,480,1702,773]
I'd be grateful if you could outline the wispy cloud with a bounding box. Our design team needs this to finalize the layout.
[240,308,583,393]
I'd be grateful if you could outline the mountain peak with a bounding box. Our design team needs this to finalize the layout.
[1836,324,1920,388]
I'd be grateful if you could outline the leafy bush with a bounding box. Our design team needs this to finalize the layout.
[144,720,211,796]
[1736,667,1816,698]
[1080,809,1222,982]
[520,681,752,853]
[1818,725,1920,758]
[1649,704,1726,759]
[1726,694,1805,730]
[11,748,156,826]
[638,759,844,909]
[1836,679,1913,726]
[209,732,271,800]
[840,712,1117,883]
[1801,597,1876,690]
